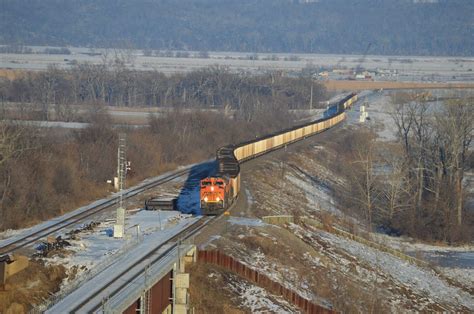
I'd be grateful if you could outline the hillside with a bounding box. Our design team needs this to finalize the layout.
[0,0,473,56]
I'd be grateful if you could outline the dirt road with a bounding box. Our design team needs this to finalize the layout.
[323,80,474,91]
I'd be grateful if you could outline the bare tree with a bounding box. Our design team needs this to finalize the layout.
[0,123,31,228]
[389,92,473,240]
[345,132,381,230]
[0,123,25,167]
[380,148,413,221]
[390,102,414,156]
[435,100,473,226]
[391,96,432,220]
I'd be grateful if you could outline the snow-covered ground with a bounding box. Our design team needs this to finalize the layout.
[3,48,474,81]
[286,222,474,311]
[228,217,266,227]
[46,210,190,271]
[225,272,299,313]
[313,226,474,309]
[43,210,196,304]
[286,164,341,216]
[0,165,191,246]
[370,232,474,289]
[344,90,398,141]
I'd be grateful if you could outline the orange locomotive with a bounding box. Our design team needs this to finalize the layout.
[200,146,240,215]
[199,176,235,215]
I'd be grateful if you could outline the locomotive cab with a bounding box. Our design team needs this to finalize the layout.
[200,177,229,214]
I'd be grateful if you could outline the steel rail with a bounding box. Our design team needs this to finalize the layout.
[0,167,195,255]
[68,215,214,313]
[87,199,236,312]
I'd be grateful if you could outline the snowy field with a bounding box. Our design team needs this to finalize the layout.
[224,271,299,313]
[1,46,474,81]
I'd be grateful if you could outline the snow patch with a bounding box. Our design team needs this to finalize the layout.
[286,171,341,215]
[226,274,298,313]
[317,230,474,309]
[43,210,194,299]
[199,235,222,249]
[228,217,266,227]
[245,188,254,207]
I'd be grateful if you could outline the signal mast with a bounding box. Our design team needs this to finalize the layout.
[114,133,130,238]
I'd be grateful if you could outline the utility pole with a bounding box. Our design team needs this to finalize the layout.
[310,83,313,110]
[279,161,285,201]
[114,133,127,238]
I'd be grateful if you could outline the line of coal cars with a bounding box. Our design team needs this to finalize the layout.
[199,93,358,215]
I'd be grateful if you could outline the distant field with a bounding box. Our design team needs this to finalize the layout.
[2,51,474,93]
[323,80,474,91]
[1,48,474,82]
[0,69,24,80]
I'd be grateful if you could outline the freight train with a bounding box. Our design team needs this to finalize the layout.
[199,93,358,215]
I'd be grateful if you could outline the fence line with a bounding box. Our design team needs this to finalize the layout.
[262,215,294,225]
[197,250,334,314]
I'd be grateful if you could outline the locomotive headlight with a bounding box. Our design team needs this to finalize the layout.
[204,197,208,202]
[211,186,214,191]
[216,197,220,202]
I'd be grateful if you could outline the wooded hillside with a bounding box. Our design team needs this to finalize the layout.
[1,0,472,56]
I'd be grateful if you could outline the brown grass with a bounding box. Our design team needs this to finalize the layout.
[0,69,26,80]
[0,260,66,313]
[187,263,244,314]
[320,211,334,233]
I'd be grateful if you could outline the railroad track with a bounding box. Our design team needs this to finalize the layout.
[46,214,215,313]
[87,216,212,313]
[47,192,238,313]
[0,165,205,255]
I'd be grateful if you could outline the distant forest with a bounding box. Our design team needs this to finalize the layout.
[1,0,472,56]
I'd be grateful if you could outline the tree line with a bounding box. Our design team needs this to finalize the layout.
[1,0,473,56]
[0,63,326,122]
[335,94,473,243]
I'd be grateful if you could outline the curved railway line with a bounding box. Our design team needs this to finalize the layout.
[0,166,199,255]
[200,93,358,214]
[1,94,358,256]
